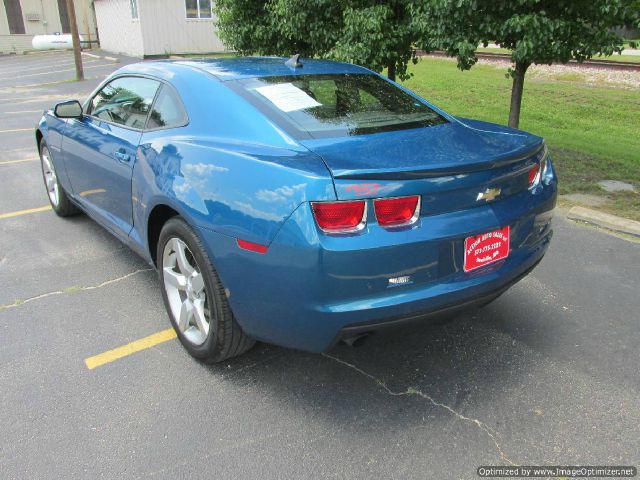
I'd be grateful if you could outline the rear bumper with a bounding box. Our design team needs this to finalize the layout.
[332,252,544,346]
[199,180,556,353]
[319,225,550,351]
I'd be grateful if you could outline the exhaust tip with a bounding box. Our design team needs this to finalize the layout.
[341,331,373,348]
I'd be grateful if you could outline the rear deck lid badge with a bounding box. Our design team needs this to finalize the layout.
[476,187,502,202]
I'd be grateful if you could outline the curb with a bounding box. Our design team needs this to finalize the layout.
[567,205,640,238]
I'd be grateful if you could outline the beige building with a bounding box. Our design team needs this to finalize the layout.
[93,0,226,57]
[0,0,98,54]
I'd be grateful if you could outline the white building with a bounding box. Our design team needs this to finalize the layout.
[93,0,226,57]
[0,0,98,54]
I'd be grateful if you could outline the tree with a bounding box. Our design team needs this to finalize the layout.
[213,0,420,81]
[418,0,639,128]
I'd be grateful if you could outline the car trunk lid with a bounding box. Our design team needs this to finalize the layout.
[300,119,545,214]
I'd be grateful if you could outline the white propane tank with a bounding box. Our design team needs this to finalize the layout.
[32,33,84,50]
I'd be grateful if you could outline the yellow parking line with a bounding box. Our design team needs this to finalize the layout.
[0,128,32,134]
[84,328,178,370]
[0,157,38,165]
[0,205,51,220]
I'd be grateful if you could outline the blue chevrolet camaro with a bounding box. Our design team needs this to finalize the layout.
[36,56,557,362]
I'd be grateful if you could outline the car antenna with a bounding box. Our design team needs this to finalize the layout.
[285,54,303,68]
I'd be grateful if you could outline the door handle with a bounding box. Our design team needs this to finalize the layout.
[114,151,131,163]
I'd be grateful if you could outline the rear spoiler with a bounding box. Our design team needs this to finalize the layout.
[330,143,545,180]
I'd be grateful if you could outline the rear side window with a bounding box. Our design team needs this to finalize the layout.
[236,73,447,138]
[147,86,188,130]
[90,77,160,129]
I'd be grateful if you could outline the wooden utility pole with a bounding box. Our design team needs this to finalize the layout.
[66,0,84,81]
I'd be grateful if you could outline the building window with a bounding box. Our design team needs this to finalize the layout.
[186,0,212,19]
[3,0,26,34]
[130,0,139,19]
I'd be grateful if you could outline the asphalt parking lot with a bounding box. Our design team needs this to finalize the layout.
[1,51,639,479]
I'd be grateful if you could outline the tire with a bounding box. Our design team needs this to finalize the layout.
[39,141,80,217]
[158,217,255,362]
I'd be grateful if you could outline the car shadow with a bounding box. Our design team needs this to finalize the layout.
[203,293,546,443]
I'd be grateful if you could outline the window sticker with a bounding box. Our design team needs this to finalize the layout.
[254,83,321,112]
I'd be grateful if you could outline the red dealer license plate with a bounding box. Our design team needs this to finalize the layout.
[463,226,510,272]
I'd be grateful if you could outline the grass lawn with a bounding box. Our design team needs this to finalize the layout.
[402,57,640,220]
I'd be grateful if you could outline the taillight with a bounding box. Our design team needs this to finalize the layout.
[311,200,367,233]
[528,163,541,189]
[529,144,550,190]
[374,195,420,228]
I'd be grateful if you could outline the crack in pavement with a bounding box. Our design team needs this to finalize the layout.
[322,353,517,466]
[0,268,153,311]
[221,352,286,378]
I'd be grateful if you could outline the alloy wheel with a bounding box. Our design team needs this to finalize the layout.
[162,237,211,346]
[41,147,60,207]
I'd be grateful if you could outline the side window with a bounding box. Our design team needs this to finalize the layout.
[147,86,188,129]
[90,77,160,129]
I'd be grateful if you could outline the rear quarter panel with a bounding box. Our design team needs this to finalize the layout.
[132,133,335,249]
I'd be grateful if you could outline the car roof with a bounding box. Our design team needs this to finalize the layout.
[117,56,372,82]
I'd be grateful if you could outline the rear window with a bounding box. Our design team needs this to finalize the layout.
[234,73,447,139]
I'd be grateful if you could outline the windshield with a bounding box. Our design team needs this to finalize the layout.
[234,73,448,139]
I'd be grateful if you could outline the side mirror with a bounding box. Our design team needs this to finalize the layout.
[54,100,83,119]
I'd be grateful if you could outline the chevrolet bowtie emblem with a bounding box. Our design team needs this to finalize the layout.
[476,187,502,202]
